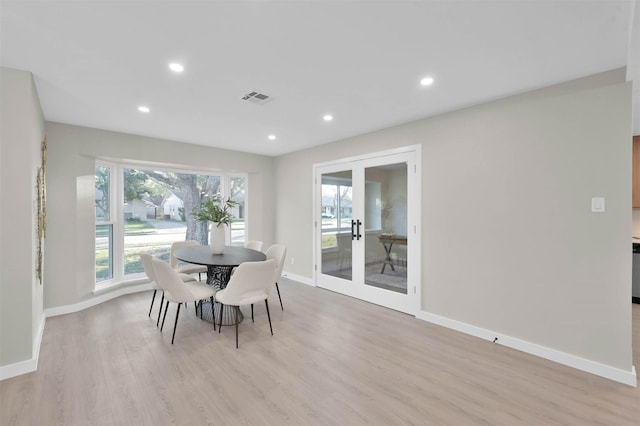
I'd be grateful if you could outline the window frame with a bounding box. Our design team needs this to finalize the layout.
[96,163,117,283]
[95,160,249,289]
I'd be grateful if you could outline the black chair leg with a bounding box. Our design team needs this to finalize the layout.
[171,303,181,344]
[251,304,254,322]
[210,297,216,331]
[161,301,169,331]
[148,290,157,317]
[156,293,165,327]
[265,299,273,335]
[218,304,224,333]
[235,306,239,349]
[199,300,203,319]
[275,282,283,310]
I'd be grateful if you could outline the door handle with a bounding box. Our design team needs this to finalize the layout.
[351,220,357,240]
[356,219,362,240]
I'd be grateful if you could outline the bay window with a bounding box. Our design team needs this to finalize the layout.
[95,161,247,286]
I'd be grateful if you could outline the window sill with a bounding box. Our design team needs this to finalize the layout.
[94,275,149,296]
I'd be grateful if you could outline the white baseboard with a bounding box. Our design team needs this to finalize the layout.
[282,271,314,286]
[2,282,153,381]
[0,313,46,381]
[0,357,37,381]
[416,310,637,387]
[44,282,152,317]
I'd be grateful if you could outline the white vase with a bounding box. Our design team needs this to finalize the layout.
[209,223,226,254]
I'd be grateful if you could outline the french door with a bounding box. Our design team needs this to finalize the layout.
[314,148,420,315]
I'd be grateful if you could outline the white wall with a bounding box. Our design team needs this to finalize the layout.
[0,67,45,369]
[275,69,634,374]
[44,122,275,308]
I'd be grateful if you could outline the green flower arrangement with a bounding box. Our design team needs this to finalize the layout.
[191,195,238,227]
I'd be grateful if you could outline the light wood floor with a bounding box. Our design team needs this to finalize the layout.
[2,278,639,425]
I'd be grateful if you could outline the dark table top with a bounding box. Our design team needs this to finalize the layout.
[174,245,266,267]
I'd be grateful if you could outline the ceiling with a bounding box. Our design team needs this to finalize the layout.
[1,1,639,157]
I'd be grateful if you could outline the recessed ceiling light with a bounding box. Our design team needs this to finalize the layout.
[323,114,333,122]
[169,63,184,73]
[137,106,150,113]
[420,77,434,86]
[268,134,276,140]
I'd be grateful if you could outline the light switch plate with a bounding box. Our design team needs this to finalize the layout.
[591,197,605,213]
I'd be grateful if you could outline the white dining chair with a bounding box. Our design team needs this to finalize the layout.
[230,240,265,278]
[170,240,208,280]
[215,259,277,348]
[140,253,198,327]
[265,244,287,310]
[152,258,217,344]
[244,240,263,251]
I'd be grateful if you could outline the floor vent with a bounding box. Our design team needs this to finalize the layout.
[242,91,271,105]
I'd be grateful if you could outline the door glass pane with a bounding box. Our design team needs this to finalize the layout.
[363,163,407,294]
[321,171,353,279]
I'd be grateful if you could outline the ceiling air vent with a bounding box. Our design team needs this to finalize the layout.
[242,91,271,105]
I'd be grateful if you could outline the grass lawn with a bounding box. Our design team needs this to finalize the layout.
[96,244,172,281]
[96,220,157,237]
[96,220,161,280]
[124,220,157,235]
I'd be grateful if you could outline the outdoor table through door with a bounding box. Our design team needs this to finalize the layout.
[174,245,266,325]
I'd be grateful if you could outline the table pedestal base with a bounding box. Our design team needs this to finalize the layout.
[206,265,232,287]
[192,265,243,326]
[195,300,243,326]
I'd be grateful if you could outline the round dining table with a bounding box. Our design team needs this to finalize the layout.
[174,245,266,325]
